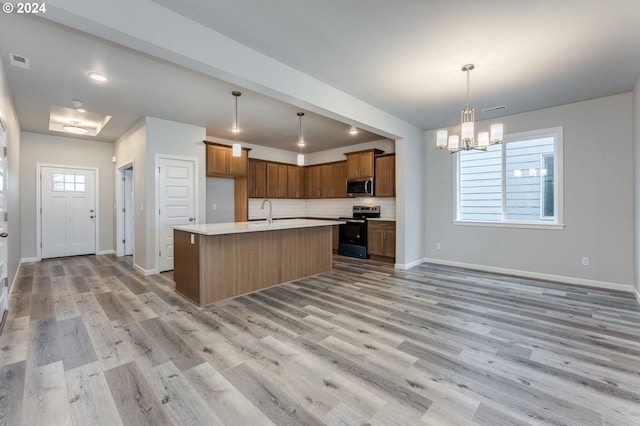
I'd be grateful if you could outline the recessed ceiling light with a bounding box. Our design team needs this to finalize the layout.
[349,127,358,135]
[88,71,109,82]
[62,121,89,135]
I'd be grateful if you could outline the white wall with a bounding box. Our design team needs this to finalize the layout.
[634,78,640,298]
[145,117,206,273]
[0,56,21,291]
[206,177,234,223]
[425,93,634,291]
[20,132,115,259]
[114,118,147,271]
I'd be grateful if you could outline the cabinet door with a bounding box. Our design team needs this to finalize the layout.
[367,221,395,257]
[267,163,288,198]
[287,165,305,199]
[229,150,248,176]
[375,155,395,197]
[367,223,386,256]
[346,151,375,179]
[346,154,360,179]
[334,162,347,198]
[320,164,335,198]
[248,160,266,198]
[206,145,229,176]
[305,165,321,199]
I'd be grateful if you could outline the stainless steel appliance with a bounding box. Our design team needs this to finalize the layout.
[346,177,374,197]
[338,205,380,259]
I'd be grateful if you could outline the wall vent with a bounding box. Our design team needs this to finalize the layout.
[9,53,30,70]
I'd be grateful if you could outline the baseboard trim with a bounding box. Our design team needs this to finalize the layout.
[395,258,426,270]
[421,257,634,294]
[97,250,116,255]
[20,257,37,264]
[134,263,158,276]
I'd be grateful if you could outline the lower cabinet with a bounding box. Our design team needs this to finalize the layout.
[367,220,396,259]
[332,224,339,252]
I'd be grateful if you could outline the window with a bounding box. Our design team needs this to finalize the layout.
[456,127,563,228]
[52,173,86,192]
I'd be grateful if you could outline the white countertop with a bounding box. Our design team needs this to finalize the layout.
[173,218,344,236]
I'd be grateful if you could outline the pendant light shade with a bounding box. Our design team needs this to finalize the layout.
[231,91,242,157]
[297,112,305,165]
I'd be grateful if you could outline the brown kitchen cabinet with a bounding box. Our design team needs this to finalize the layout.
[375,154,395,197]
[305,165,322,199]
[248,159,267,198]
[320,161,347,198]
[287,165,305,199]
[267,162,288,198]
[367,220,396,259]
[205,142,248,177]
[345,149,383,179]
[332,224,339,252]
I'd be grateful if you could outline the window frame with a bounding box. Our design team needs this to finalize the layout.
[454,126,564,230]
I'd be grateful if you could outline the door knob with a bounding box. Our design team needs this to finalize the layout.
[90,215,95,219]
[0,232,7,238]
[189,217,195,222]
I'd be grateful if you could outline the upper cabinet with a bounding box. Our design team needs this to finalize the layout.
[320,161,347,198]
[375,154,395,197]
[287,165,305,199]
[204,142,248,177]
[305,165,322,199]
[345,149,384,179]
[267,163,288,198]
[248,159,267,198]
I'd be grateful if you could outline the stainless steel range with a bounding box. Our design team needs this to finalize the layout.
[338,205,380,259]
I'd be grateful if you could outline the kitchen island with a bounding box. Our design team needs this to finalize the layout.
[172,219,342,305]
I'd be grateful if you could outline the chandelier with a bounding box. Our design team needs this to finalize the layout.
[436,64,503,153]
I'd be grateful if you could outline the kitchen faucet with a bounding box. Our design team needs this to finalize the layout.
[260,199,273,223]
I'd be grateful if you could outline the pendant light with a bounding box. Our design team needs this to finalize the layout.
[297,112,305,166]
[231,91,242,157]
[436,64,503,153]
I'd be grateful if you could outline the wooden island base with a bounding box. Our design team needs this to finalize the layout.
[174,226,332,305]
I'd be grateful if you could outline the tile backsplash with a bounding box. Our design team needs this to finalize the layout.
[248,198,396,220]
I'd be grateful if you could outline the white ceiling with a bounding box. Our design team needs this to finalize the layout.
[2,1,640,153]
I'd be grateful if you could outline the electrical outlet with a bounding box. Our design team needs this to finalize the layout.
[436,242,441,250]
[581,257,590,266]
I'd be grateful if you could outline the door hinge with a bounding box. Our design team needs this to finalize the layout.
[157,167,160,173]
[122,208,125,213]
[159,250,161,257]
[39,208,42,214]
[122,176,125,181]
[40,242,42,248]
[3,211,7,222]
[158,209,161,216]
[122,239,125,244]
[3,147,6,157]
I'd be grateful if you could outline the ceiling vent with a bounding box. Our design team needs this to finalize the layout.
[481,105,507,113]
[9,53,30,70]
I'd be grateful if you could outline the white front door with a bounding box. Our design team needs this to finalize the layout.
[41,166,97,259]
[158,157,196,272]
[0,120,8,318]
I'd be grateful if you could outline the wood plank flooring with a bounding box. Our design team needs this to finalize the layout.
[1,254,639,425]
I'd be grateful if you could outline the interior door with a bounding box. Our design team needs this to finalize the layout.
[0,120,8,319]
[158,157,196,272]
[41,166,96,258]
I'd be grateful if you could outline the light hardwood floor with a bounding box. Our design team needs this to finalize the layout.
[0,254,639,425]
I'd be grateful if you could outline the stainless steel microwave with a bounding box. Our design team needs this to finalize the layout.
[346,177,374,197]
